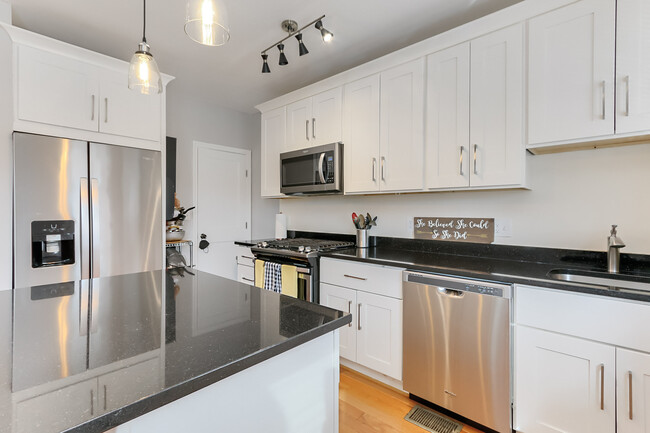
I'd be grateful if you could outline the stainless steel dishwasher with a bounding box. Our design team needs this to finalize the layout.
[403,271,512,433]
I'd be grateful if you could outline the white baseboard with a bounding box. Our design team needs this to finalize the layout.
[340,358,404,392]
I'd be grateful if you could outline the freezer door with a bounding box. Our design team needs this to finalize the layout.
[89,143,162,278]
[13,133,89,288]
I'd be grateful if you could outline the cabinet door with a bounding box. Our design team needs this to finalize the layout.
[617,348,650,433]
[356,291,402,380]
[99,69,162,142]
[425,43,470,189]
[98,357,161,414]
[343,74,381,194]
[260,106,285,197]
[616,0,650,135]
[286,97,312,151]
[16,45,99,132]
[528,0,615,145]
[515,326,615,433]
[320,283,356,361]
[470,23,525,187]
[380,59,425,192]
[311,87,342,146]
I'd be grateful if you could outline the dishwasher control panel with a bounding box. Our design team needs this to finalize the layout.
[405,272,511,299]
[466,284,503,297]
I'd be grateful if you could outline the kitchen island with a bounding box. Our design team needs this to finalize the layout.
[0,269,350,433]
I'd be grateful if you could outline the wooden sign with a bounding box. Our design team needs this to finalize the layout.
[413,217,494,244]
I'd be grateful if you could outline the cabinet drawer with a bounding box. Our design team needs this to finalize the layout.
[320,258,404,299]
[515,285,650,353]
[235,246,255,266]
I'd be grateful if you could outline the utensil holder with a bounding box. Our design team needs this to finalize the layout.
[356,229,369,248]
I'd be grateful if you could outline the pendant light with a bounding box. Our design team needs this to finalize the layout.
[185,0,230,46]
[128,0,162,95]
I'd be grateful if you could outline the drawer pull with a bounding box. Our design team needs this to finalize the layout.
[357,303,362,330]
[348,301,352,327]
[103,385,107,411]
[241,255,255,260]
[242,277,254,283]
[344,274,367,281]
[628,371,633,420]
[600,364,605,411]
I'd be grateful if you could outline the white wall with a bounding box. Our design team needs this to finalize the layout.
[166,86,278,245]
[279,143,650,254]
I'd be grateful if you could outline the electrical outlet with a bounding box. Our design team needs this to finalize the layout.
[494,218,512,237]
[406,216,414,237]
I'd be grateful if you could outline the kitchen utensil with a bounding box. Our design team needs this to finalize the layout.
[365,213,371,227]
[359,214,366,229]
[166,226,185,242]
[352,212,359,229]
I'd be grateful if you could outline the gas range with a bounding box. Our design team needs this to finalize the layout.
[251,238,354,260]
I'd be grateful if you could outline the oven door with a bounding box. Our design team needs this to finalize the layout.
[280,142,342,194]
[253,258,315,302]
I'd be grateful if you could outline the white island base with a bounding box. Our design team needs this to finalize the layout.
[110,331,340,433]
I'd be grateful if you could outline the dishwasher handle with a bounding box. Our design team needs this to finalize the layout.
[438,288,464,298]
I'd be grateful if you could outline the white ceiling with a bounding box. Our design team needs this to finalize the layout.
[9,0,522,113]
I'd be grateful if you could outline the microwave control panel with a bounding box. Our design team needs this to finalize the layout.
[326,156,334,183]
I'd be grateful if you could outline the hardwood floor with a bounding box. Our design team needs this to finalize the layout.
[339,366,484,433]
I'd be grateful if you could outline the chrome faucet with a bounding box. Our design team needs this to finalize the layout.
[607,225,625,273]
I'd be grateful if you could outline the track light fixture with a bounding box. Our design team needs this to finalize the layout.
[260,15,333,73]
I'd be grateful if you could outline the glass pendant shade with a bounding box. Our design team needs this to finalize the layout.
[185,0,230,46]
[128,42,163,95]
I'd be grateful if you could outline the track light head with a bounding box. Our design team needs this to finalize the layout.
[295,33,309,56]
[277,43,288,65]
[315,20,333,42]
[261,53,271,73]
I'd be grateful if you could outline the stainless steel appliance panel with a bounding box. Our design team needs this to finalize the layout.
[403,272,511,433]
[280,142,342,194]
[89,143,162,278]
[14,133,89,288]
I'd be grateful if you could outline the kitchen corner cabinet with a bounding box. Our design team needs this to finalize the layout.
[320,258,403,380]
[17,45,162,143]
[285,87,342,151]
[260,106,285,198]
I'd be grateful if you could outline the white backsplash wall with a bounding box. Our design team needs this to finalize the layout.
[279,142,650,254]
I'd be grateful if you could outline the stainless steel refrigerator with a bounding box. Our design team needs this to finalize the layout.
[13,132,162,288]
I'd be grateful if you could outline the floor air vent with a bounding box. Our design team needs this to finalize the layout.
[404,406,463,433]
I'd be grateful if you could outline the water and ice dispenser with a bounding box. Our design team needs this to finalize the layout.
[31,220,75,268]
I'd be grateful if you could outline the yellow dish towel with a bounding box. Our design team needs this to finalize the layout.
[254,259,264,289]
[281,265,298,298]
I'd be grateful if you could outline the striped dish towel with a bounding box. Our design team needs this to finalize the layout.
[263,262,282,293]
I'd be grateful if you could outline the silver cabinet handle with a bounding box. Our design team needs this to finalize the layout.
[348,301,352,327]
[91,95,95,120]
[625,76,630,117]
[372,158,377,182]
[473,144,478,175]
[601,81,606,120]
[344,274,367,281]
[381,156,386,181]
[242,277,254,283]
[104,98,108,123]
[312,118,316,139]
[459,146,464,176]
[103,385,107,411]
[241,255,255,260]
[305,120,309,141]
[357,303,362,330]
[90,389,94,416]
[80,178,90,280]
[628,371,633,420]
[600,364,605,411]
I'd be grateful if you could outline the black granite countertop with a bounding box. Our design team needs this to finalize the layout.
[0,269,350,433]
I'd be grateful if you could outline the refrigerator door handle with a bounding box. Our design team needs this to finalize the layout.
[80,178,90,280]
[90,178,100,278]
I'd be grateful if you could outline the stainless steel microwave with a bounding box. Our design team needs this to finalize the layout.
[280,142,343,195]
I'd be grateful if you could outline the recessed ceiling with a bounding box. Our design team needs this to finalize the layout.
[8,0,523,113]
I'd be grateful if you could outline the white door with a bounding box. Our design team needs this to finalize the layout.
[616,0,650,135]
[356,291,402,380]
[311,87,342,146]
[379,58,425,192]
[343,74,381,194]
[320,283,356,361]
[527,0,616,145]
[285,97,312,151]
[260,106,285,198]
[617,348,650,433]
[195,143,251,279]
[425,42,470,189]
[514,326,616,433]
[470,23,524,188]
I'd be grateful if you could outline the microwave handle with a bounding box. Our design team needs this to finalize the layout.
[318,152,326,184]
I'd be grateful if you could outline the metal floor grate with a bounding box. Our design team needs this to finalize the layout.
[404,406,463,433]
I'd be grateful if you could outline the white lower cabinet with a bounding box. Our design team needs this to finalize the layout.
[98,357,161,413]
[319,283,356,360]
[617,348,650,433]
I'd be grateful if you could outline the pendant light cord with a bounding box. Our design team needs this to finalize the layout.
[142,0,147,43]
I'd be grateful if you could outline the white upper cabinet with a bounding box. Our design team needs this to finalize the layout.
[260,106,286,197]
[616,0,650,135]
[527,0,616,146]
[425,43,471,189]
[343,74,381,193]
[285,87,341,151]
[379,59,425,192]
[470,23,525,187]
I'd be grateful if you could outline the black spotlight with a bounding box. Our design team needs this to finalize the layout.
[277,43,288,65]
[295,33,309,56]
[261,53,270,73]
[314,20,333,42]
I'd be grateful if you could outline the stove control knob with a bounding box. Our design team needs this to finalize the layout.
[261,241,268,248]
[298,246,305,252]
[305,246,312,253]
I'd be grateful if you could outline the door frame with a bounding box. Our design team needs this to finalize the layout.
[191,140,252,257]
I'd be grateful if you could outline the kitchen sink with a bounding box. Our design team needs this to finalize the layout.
[547,268,650,292]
